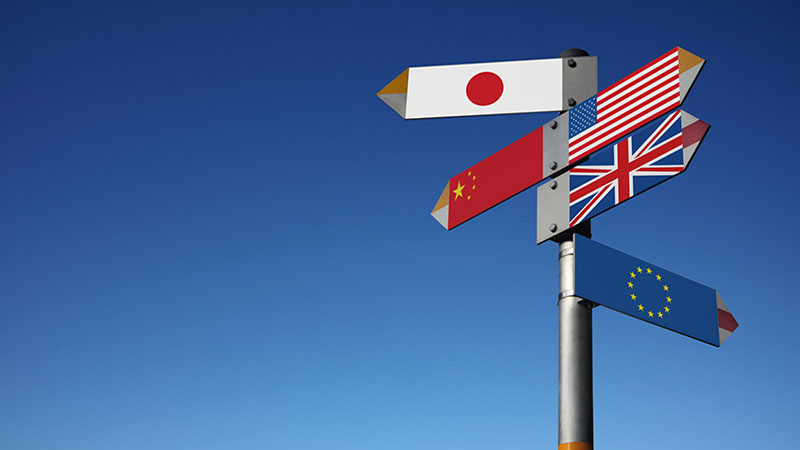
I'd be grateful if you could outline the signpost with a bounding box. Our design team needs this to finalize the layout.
[377,46,736,450]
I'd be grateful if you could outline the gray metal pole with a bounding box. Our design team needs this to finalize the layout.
[558,235,593,450]
[556,47,593,450]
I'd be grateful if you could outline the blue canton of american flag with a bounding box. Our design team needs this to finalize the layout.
[569,96,597,139]
[568,110,685,227]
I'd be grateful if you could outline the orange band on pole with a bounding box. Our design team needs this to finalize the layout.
[558,442,592,450]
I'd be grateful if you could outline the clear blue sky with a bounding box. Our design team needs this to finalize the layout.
[2,1,798,449]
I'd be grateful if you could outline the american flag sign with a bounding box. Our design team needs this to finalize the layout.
[567,47,704,165]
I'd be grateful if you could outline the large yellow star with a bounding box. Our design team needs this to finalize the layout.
[648,311,654,318]
[627,281,634,288]
[637,267,642,273]
[630,272,636,279]
[630,294,637,300]
[638,304,644,311]
[658,312,664,318]
[646,268,652,274]
[664,306,670,313]
[666,296,672,303]
[453,182,465,200]
[656,274,662,281]
[663,285,669,292]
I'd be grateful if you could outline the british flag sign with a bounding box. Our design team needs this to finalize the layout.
[537,110,709,243]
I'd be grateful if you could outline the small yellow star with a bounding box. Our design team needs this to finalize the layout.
[664,306,670,313]
[453,182,465,200]
[630,294,637,300]
[658,312,664,318]
[648,311,654,318]
[627,281,633,288]
[637,267,643,273]
[472,185,476,190]
[656,274,662,281]
[663,285,669,292]
[638,304,644,311]
[666,296,672,303]
[646,268,652,274]
[630,272,636,279]
[468,171,472,176]
[467,195,471,200]
[472,175,476,181]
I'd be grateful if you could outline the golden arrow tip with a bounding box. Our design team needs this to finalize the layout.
[677,47,704,73]
[377,69,410,118]
[677,48,705,104]
[377,68,409,95]
[431,182,449,229]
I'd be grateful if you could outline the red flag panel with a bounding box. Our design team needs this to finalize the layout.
[447,128,543,229]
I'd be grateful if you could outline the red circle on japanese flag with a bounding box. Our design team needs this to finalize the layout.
[466,72,504,106]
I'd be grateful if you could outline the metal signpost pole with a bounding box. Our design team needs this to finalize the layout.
[557,48,593,450]
[558,234,592,450]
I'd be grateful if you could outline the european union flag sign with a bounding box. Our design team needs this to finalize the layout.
[574,235,738,347]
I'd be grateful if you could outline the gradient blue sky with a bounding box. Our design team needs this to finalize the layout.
[2,1,798,449]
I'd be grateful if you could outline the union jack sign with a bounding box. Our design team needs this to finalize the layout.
[537,110,710,243]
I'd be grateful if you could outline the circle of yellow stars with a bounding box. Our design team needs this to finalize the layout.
[628,266,672,319]
[453,171,477,201]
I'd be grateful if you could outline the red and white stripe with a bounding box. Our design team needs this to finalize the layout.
[569,48,681,164]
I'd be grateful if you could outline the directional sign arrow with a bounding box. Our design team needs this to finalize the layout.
[431,47,704,230]
[573,234,738,347]
[563,47,704,166]
[537,110,709,243]
[431,127,547,230]
[378,56,597,119]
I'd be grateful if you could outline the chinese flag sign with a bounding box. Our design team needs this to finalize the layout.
[432,128,543,230]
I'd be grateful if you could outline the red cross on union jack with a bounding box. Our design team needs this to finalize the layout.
[568,110,686,227]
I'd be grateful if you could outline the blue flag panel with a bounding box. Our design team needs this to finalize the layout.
[568,110,686,228]
[574,235,720,346]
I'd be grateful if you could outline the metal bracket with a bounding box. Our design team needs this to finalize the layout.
[581,299,598,308]
[537,172,569,244]
[558,292,598,309]
[558,290,576,300]
[543,111,569,178]
[543,56,597,180]
[561,56,597,112]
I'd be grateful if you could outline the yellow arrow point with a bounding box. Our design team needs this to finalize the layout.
[677,47,704,74]
[377,68,409,95]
